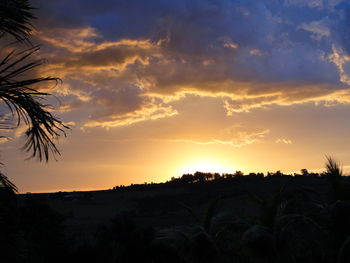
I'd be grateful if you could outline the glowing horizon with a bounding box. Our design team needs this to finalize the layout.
[3,0,350,193]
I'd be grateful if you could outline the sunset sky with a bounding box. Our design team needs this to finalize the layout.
[3,0,350,193]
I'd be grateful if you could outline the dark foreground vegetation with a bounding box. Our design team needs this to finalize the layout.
[1,158,350,263]
[2,1,350,262]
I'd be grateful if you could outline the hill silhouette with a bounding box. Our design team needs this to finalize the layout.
[1,158,348,263]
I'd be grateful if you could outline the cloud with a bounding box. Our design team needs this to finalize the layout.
[0,136,9,144]
[298,20,330,40]
[27,0,350,129]
[276,138,293,144]
[249,49,265,56]
[329,45,350,85]
[169,125,269,147]
[284,0,325,8]
[36,27,100,53]
[83,100,178,128]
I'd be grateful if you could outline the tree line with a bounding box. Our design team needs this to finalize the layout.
[112,168,328,192]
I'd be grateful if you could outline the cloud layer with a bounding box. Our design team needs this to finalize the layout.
[26,0,350,130]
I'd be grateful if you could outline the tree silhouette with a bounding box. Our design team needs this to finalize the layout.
[0,0,68,163]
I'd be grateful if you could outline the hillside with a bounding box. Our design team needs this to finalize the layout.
[27,174,333,234]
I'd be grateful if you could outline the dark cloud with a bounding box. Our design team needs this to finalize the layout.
[90,85,145,119]
[63,46,149,68]
[33,0,346,79]
[29,0,350,128]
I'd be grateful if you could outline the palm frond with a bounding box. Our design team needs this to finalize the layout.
[178,202,201,226]
[325,156,344,201]
[0,170,18,193]
[325,156,343,177]
[0,0,36,43]
[337,234,350,263]
[156,227,192,242]
[202,198,220,232]
[0,46,69,162]
[179,198,221,233]
[275,214,327,262]
[250,180,291,228]
[240,224,275,262]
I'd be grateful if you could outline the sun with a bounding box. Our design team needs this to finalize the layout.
[178,160,233,175]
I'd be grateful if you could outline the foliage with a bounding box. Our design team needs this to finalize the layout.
[0,0,69,201]
[0,46,68,161]
[2,156,350,262]
[0,0,68,162]
[324,156,350,201]
[0,0,35,42]
[0,169,18,193]
[0,2,69,261]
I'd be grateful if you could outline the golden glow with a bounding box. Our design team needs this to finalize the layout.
[177,158,234,175]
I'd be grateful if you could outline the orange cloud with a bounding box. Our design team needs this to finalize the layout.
[275,138,293,145]
[28,24,350,129]
[83,102,178,129]
[329,45,350,86]
[168,125,269,147]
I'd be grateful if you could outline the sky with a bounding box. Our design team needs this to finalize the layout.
[2,0,350,193]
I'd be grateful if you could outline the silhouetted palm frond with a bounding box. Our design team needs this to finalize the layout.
[326,156,343,177]
[241,224,275,263]
[0,0,35,43]
[202,198,220,232]
[0,170,18,193]
[338,234,350,263]
[179,198,221,233]
[0,46,69,161]
[325,156,344,201]
[275,214,327,263]
[251,180,291,228]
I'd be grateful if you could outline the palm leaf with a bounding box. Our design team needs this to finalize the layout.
[338,234,350,263]
[179,198,221,233]
[202,198,220,232]
[0,0,36,43]
[178,201,201,226]
[0,46,69,161]
[325,156,343,177]
[0,170,18,193]
[275,214,327,262]
[325,156,344,201]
